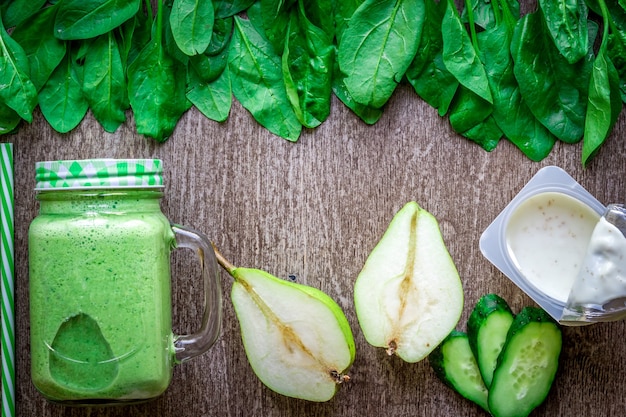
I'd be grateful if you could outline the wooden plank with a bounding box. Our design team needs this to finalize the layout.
[9,84,626,416]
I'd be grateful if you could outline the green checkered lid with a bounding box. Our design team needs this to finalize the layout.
[35,159,164,190]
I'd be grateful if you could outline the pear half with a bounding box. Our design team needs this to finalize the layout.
[354,201,463,363]
[214,247,355,402]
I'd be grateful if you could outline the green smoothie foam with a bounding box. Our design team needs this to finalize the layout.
[29,191,176,402]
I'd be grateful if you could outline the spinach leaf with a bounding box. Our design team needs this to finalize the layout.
[338,0,425,109]
[0,16,38,123]
[460,114,502,152]
[586,0,626,29]
[11,5,67,91]
[189,17,233,82]
[39,47,89,133]
[282,0,333,128]
[511,10,595,143]
[3,0,47,28]
[406,0,458,116]
[127,3,190,141]
[82,31,127,132]
[118,7,152,68]
[259,0,296,54]
[598,3,626,102]
[55,0,141,40]
[214,0,255,19]
[332,0,383,124]
[0,102,21,135]
[448,85,493,135]
[582,0,623,166]
[539,0,589,64]
[405,0,445,78]
[582,49,622,164]
[331,63,383,124]
[477,1,556,161]
[246,0,264,30]
[608,29,626,102]
[228,16,301,141]
[189,48,228,84]
[335,0,364,41]
[205,16,233,55]
[461,0,519,30]
[303,0,335,39]
[442,0,492,104]
[164,2,192,65]
[170,0,214,56]
[408,54,458,117]
[441,0,502,153]
[187,64,232,122]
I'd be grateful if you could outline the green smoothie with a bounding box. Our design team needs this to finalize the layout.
[29,190,176,403]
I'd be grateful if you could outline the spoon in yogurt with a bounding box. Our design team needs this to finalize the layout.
[561,204,626,324]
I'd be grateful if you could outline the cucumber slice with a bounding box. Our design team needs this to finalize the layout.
[489,307,562,417]
[429,331,490,413]
[467,293,515,387]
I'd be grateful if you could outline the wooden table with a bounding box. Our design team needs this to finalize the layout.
[8,83,626,416]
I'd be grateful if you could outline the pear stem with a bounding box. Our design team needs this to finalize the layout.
[211,243,236,275]
[331,370,351,384]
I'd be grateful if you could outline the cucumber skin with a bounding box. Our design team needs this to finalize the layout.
[467,293,515,387]
[467,294,514,355]
[489,307,562,417]
[429,331,490,413]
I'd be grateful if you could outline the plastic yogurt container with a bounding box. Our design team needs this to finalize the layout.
[479,166,606,323]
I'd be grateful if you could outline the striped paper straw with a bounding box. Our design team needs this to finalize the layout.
[1,144,14,417]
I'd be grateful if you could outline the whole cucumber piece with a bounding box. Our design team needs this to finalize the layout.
[489,306,562,417]
[429,331,490,413]
[467,293,515,387]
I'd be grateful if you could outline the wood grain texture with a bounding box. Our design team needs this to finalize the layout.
[6,83,626,416]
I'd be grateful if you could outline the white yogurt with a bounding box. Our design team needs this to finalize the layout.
[566,216,626,307]
[505,192,601,302]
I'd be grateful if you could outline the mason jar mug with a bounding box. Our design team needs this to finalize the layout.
[28,159,222,405]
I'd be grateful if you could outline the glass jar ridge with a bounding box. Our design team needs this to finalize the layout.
[35,189,165,215]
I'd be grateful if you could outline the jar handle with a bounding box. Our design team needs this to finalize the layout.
[170,224,222,363]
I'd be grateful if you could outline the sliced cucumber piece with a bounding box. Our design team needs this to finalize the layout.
[467,293,515,387]
[429,331,489,413]
[489,307,562,417]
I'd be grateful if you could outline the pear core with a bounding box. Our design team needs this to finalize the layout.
[354,201,464,363]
